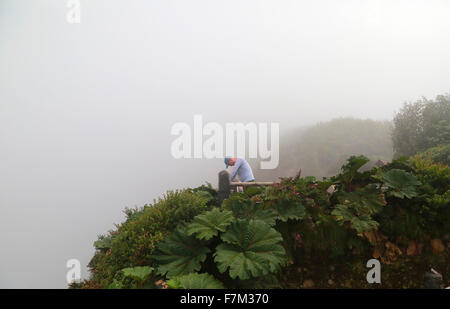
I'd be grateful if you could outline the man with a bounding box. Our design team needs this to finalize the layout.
[224,157,255,182]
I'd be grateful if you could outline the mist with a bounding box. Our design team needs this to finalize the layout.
[1,0,449,288]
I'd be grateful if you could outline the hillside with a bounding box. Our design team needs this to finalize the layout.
[73,154,449,289]
[252,118,393,181]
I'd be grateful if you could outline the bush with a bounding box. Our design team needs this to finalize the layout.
[417,144,450,165]
[85,189,212,288]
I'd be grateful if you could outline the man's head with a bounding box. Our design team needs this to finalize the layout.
[224,157,237,168]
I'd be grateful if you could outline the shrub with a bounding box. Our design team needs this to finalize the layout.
[86,189,212,287]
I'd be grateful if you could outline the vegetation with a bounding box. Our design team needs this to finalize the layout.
[74,154,449,289]
[254,118,393,180]
[392,94,450,158]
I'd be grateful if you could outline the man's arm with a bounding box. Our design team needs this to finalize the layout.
[229,159,242,181]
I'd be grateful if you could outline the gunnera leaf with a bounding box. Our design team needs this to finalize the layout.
[223,196,278,226]
[332,204,379,233]
[382,169,421,199]
[153,225,210,278]
[273,198,306,222]
[342,155,370,174]
[339,155,370,183]
[336,184,386,215]
[121,266,154,282]
[214,219,286,280]
[187,208,235,240]
[167,273,225,289]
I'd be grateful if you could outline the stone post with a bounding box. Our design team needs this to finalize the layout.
[218,170,230,205]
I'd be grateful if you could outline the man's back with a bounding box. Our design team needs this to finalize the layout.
[230,158,254,182]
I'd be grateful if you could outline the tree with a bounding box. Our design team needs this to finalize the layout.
[392,94,450,158]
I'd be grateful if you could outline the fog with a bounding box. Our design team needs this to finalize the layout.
[1,0,449,288]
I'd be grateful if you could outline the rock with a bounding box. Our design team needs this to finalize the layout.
[375,160,388,167]
[407,241,424,256]
[407,241,417,255]
[424,269,443,289]
[372,246,383,259]
[155,279,168,289]
[430,239,445,254]
[302,279,314,288]
[326,185,336,194]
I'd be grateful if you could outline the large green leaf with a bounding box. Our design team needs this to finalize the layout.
[214,219,286,280]
[187,208,234,240]
[273,198,306,222]
[332,204,379,233]
[167,273,225,289]
[223,196,278,226]
[337,184,385,214]
[332,185,384,233]
[121,266,154,282]
[153,225,210,278]
[339,155,370,183]
[382,169,421,199]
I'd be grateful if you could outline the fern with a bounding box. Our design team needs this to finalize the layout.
[214,219,286,280]
[153,225,210,278]
[167,273,224,289]
[187,208,234,240]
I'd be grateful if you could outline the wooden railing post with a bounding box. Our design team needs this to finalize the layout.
[218,170,230,205]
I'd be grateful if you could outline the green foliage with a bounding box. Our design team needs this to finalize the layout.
[417,144,450,166]
[332,185,385,233]
[121,266,154,282]
[381,169,421,199]
[272,198,306,222]
[332,205,379,233]
[223,195,278,226]
[411,156,450,193]
[86,189,211,287]
[93,235,114,251]
[167,273,224,289]
[392,94,450,157]
[339,155,370,183]
[153,224,210,278]
[243,187,263,197]
[187,208,234,240]
[253,118,393,180]
[106,279,124,289]
[82,152,449,289]
[214,220,286,280]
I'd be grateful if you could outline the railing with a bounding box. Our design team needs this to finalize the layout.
[218,170,274,205]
